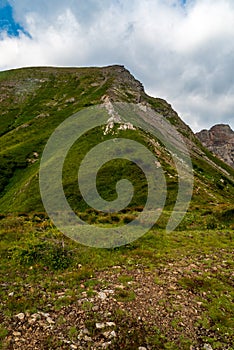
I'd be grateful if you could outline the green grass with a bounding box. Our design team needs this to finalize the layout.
[0,66,234,214]
[0,214,233,348]
[0,325,8,349]
[115,289,136,302]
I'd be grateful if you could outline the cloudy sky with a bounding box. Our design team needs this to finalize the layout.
[0,0,233,132]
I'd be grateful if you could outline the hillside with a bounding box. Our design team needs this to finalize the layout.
[196,124,234,168]
[0,66,234,350]
[0,65,234,220]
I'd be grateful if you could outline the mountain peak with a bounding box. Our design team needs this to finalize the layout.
[210,124,233,134]
[196,124,234,168]
[102,64,145,102]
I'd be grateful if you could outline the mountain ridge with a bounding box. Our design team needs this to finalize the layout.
[0,65,234,217]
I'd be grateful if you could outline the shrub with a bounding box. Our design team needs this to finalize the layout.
[123,214,136,224]
[11,237,73,270]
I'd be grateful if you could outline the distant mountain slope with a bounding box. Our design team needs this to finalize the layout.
[196,124,234,168]
[0,65,234,215]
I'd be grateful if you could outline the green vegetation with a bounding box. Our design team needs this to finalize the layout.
[0,215,233,348]
[0,66,234,213]
[0,66,234,349]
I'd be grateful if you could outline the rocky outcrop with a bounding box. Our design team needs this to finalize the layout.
[196,124,234,168]
[103,65,145,103]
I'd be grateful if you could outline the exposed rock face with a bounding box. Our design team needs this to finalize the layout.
[196,124,234,168]
[103,65,145,102]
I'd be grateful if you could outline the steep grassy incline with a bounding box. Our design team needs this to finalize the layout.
[0,65,234,218]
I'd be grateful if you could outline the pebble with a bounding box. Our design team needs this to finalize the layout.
[98,292,107,300]
[103,330,117,339]
[110,330,117,338]
[138,347,147,350]
[13,331,21,337]
[39,312,50,317]
[114,284,125,290]
[106,322,116,327]
[84,335,92,342]
[83,328,90,334]
[28,318,37,325]
[203,344,213,350]
[56,292,65,296]
[96,322,106,329]
[70,345,77,349]
[78,328,90,340]
[179,322,185,327]
[190,264,197,269]
[38,320,47,327]
[15,313,25,321]
[46,317,55,324]
[103,289,114,294]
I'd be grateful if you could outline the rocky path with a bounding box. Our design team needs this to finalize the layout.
[2,253,233,349]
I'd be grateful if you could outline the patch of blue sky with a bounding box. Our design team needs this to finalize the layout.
[178,0,188,7]
[0,1,30,38]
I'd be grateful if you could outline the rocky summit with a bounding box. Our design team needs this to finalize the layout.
[196,124,234,168]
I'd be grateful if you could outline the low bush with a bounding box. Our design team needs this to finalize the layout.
[10,237,73,270]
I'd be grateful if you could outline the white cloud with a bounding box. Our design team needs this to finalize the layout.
[0,0,234,132]
[174,0,234,53]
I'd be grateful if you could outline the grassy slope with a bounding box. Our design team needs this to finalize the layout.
[0,216,233,349]
[0,66,234,349]
[0,66,234,216]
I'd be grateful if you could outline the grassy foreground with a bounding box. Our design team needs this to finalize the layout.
[0,214,233,349]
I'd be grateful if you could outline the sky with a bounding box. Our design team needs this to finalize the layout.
[0,0,234,132]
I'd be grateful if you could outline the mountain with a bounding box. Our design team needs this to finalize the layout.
[0,65,234,228]
[1,66,234,350]
[196,124,234,168]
